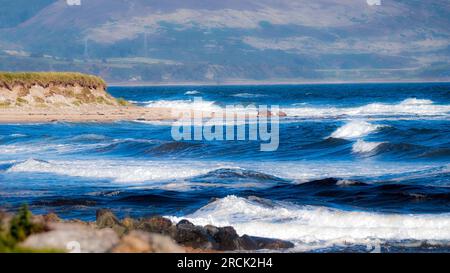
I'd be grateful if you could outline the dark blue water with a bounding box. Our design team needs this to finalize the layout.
[1,83,449,252]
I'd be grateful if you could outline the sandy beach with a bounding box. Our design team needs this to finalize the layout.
[0,105,177,123]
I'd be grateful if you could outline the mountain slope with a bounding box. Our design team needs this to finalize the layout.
[0,0,449,83]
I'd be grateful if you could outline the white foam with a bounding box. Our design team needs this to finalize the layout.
[168,196,450,250]
[352,140,384,154]
[0,141,111,155]
[6,158,445,187]
[144,99,222,112]
[336,179,360,186]
[330,120,383,139]
[7,158,216,183]
[284,98,450,119]
[184,90,200,95]
[232,93,266,98]
[0,144,65,154]
[10,133,27,138]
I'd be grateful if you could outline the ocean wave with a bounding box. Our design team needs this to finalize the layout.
[6,159,216,183]
[185,90,200,95]
[0,141,112,155]
[5,158,448,187]
[419,148,450,159]
[167,195,450,250]
[5,158,284,188]
[10,133,27,138]
[191,168,287,185]
[232,93,266,98]
[0,143,71,155]
[269,177,450,212]
[330,120,384,139]
[148,141,203,154]
[283,98,450,119]
[144,99,222,112]
[70,134,108,141]
[352,140,384,154]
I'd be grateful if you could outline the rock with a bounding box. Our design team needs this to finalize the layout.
[176,219,195,227]
[239,235,294,250]
[111,231,184,253]
[211,226,241,251]
[204,225,219,236]
[96,209,120,227]
[96,209,126,235]
[0,211,12,231]
[173,220,214,249]
[238,235,259,250]
[137,216,173,235]
[20,223,119,253]
[121,217,137,230]
[170,220,294,251]
[43,213,62,223]
[29,215,47,230]
[66,218,95,227]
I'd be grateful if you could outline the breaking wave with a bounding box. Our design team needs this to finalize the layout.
[168,195,450,250]
[284,98,450,119]
[352,140,384,154]
[144,99,222,112]
[330,120,384,139]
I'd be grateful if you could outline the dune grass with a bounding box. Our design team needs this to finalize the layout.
[0,72,107,89]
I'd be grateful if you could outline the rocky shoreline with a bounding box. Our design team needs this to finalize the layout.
[0,207,294,253]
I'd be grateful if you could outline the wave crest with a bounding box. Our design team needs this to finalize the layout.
[330,121,383,139]
[284,98,450,119]
[352,140,384,154]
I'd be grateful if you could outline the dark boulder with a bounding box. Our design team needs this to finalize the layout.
[137,216,173,235]
[173,219,215,249]
[43,213,61,223]
[96,209,126,235]
[176,219,194,227]
[210,226,241,251]
[239,235,294,250]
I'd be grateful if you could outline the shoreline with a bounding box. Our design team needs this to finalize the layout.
[0,105,177,124]
[108,79,450,87]
[0,207,294,253]
[0,105,271,124]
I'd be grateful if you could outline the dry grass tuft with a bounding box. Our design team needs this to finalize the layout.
[0,72,107,90]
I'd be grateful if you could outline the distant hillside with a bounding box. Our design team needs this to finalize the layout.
[0,0,56,28]
[0,0,449,84]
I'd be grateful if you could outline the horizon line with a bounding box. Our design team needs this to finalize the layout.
[108,79,450,87]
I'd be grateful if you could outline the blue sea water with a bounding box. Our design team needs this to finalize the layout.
[1,83,449,252]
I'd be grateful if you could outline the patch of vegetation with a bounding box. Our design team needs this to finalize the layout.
[0,100,11,107]
[16,97,28,106]
[18,86,30,97]
[75,87,96,103]
[72,100,82,106]
[117,98,130,106]
[33,96,45,103]
[0,205,46,252]
[62,89,75,97]
[0,72,107,90]
[96,96,107,104]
